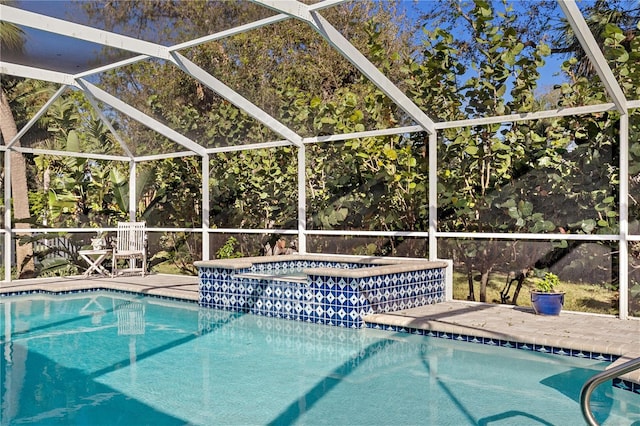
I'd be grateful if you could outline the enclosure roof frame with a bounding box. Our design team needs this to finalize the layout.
[1,0,632,158]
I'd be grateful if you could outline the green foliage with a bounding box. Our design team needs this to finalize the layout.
[429,1,557,301]
[428,0,640,300]
[155,232,199,275]
[437,2,553,238]
[216,237,242,259]
[2,0,637,305]
[15,232,82,277]
[536,272,560,293]
[211,148,296,229]
[33,96,123,227]
[37,261,79,278]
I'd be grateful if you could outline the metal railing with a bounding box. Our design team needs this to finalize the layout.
[580,356,640,426]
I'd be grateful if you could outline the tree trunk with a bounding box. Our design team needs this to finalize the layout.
[511,269,528,305]
[0,89,35,278]
[479,269,491,302]
[466,263,475,301]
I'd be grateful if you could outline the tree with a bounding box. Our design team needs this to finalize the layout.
[420,1,553,301]
[551,0,640,77]
[408,0,635,305]
[0,19,35,277]
[78,1,417,257]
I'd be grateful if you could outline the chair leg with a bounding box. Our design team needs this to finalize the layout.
[111,254,146,276]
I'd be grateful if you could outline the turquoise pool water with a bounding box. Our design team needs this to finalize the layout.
[1,291,638,425]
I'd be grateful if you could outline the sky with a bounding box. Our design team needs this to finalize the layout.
[12,0,570,93]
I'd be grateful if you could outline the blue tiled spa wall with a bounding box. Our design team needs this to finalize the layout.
[195,256,448,328]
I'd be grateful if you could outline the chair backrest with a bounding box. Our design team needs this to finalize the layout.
[116,222,147,252]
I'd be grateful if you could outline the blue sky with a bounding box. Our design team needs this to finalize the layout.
[15,0,568,94]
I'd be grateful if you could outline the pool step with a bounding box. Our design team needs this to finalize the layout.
[235,272,308,284]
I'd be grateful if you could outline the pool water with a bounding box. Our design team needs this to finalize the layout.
[1,292,638,425]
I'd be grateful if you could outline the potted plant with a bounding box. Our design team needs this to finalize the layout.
[530,272,564,315]
[90,231,107,250]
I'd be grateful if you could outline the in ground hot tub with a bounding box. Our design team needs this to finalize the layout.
[194,255,448,328]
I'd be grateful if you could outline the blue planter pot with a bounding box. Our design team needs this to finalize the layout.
[531,291,565,315]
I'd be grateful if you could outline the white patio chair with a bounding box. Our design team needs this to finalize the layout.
[112,221,147,277]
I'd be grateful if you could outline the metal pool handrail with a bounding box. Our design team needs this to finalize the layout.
[580,356,640,426]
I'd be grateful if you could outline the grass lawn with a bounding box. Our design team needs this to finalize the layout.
[152,262,185,275]
[452,271,619,315]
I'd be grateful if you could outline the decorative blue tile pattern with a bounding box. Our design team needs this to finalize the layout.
[365,322,620,361]
[197,260,446,328]
[613,378,640,394]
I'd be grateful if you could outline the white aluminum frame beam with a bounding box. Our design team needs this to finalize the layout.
[74,16,291,80]
[5,85,68,149]
[225,102,632,149]
[206,140,293,154]
[0,62,78,87]
[82,89,136,158]
[67,1,343,81]
[251,0,436,135]
[257,0,314,23]
[128,161,137,220]
[0,5,171,60]
[77,79,207,157]
[435,103,619,130]
[2,1,344,84]
[171,0,342,52]
[558,0,627,112]
[199,100,634,155]
[308,11,436,135]
[435,231,619,241]
[136,151,200,162]
[305,229,621,242]
[619,113,629,319]
[74,55,151,80]
[3,153,11,282]
[207,228,299,235]
[306,126,423,144]
[202,155,210,260]
[171,15,291,53]
[428,132,437,261]
[171,53,304,147]
[8,146,129,162]
[297,145,307,253]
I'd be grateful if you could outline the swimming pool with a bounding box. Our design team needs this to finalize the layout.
[1,291,638,425]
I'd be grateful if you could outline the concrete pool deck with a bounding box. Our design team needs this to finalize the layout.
[1,273,638,385]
